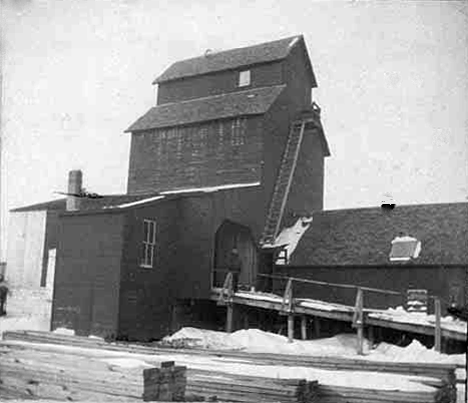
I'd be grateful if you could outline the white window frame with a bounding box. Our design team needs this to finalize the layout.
[140,219,157,268]
[238,70,251,87]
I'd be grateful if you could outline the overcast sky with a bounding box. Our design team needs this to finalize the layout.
[2,0,468,257]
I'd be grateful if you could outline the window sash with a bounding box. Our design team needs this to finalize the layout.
[238,70,251,87]
[141,220,157,268]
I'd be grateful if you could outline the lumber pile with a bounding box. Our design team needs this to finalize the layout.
[1,331,460,403]
[3,330,459,384]
[316,383,455,403]
[185,369,318,403]
[0,343,187,401]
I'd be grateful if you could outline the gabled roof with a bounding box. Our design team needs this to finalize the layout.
[154,35,315,84]
[126,85,285,133]
[291,202,468,266]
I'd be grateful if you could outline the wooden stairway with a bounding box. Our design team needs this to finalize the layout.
[260,120,306,246]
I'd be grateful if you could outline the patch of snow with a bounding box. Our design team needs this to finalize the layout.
[53,327,75,336]
[163,327,465,367]
[89,335,104,340]
[160,182,260,195]
[369,305,467,334]
[273,217,312,263]
[371,339,466,365]
[298,298,354,312]
[111,195,165,209]
[288,36,300,48]
[101,357,153,368]
[0,287,52,337]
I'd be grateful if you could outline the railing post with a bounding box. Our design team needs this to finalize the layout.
[434,297,442,352]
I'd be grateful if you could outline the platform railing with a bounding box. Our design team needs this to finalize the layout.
[215,271,450,353]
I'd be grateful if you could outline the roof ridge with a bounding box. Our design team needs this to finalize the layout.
[175,35,301,63]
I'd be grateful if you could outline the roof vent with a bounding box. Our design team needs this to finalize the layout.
[389,235,421,262]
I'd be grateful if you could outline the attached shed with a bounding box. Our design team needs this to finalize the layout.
[278,202,468,311]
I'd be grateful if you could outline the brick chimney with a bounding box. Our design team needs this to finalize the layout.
[66,170,82,211]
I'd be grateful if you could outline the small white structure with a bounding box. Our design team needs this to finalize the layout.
[389,235,421,262]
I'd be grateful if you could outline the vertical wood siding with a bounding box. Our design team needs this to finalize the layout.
[157,61,283,104]
[52,212,124,338]
[6,211,47,288]
[118,200,180,341]
[127,117,263,194]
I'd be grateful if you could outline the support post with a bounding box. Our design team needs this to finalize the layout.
[368,325,374,349]
[352,287,364,355]
[301,315,307,340]
[287,314,294,343]
[313,317,321,338]
[434,297,442,352]
[226,303,234,334]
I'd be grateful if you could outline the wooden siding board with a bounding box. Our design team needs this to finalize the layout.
[118,200,180,341]
[285,127,324,218]
[6,211,47,288]
[52,213,125,338]
[157,61,284,104]
[41,211,61,287]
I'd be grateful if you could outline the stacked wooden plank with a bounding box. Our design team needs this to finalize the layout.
[185,369,318,403]
[317,383,453,403]
[0,343,187,401]
[3,330,459,384]
[1,331,460,403]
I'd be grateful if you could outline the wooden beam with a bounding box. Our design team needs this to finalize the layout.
[209,290,466,341]
[434,298,441,353]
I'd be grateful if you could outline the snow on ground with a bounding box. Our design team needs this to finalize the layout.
[163,327,465,366]
[53,327,76,336]
[0,288,52,336]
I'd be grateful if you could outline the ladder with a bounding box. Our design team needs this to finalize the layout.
[260,120,306,246]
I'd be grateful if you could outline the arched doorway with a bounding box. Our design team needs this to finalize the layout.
[213,220,257,289]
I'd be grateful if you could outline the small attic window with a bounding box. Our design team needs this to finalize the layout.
[389,235,421,262]
[238,70,251,87]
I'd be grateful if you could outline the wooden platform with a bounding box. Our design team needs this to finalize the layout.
[210,288,467,341]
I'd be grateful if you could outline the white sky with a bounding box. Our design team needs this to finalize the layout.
[2,0,468,257]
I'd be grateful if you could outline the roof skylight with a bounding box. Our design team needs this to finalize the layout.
[389,235,421,262]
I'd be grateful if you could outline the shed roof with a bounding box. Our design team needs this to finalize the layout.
[126,85,285,132]
[10,194,160,213]
[154,35,316,85]
[11,182,262,213]
[291,202,468,266]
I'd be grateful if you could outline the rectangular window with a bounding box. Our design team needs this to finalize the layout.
[238,70,251,87]
[141,219,157,268]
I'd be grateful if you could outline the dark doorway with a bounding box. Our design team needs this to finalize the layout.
[213,220,257,289]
